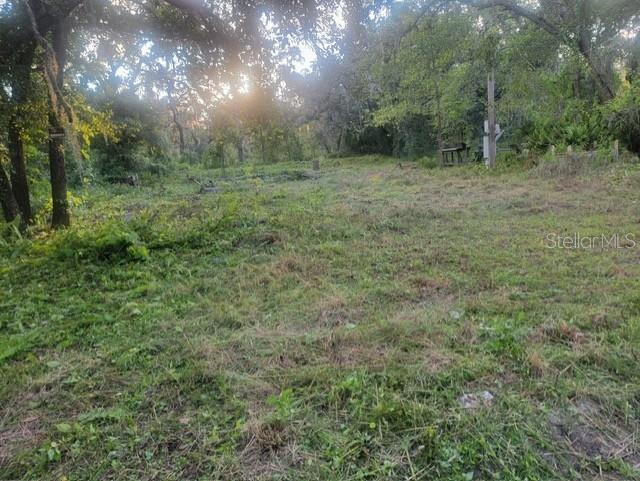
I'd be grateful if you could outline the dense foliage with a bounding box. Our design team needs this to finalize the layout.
[304,2,640,158]
[0,0,639,229]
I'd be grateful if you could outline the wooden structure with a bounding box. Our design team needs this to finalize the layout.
[439,143,471,166]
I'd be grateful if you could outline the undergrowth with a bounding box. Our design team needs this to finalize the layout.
[1,157,639,480]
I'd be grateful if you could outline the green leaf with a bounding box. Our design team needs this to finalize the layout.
[55,423,73,433]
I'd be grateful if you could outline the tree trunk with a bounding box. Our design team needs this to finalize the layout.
[166,68,185,156]
[577,44,614,101]
[7,43,35,225]
[572,68,582,98]
[434,82,444,164]
[8,122,32,224]
[260,128,266,163]
[237,137,244,163]
[574,0,613,101]
[487,68,497,169]
[216,141,224,168]
[49,20,70,228]
[0,163,19,223]
[170,106,185,155]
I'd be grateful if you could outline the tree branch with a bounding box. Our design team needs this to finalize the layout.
[160,0,239,53]
[22,0,74,124]
[470,0,615,99]
[471,0,563,39]
[399,0,448,39]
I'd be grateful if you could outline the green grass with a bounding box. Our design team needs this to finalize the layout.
[1,156,639,480]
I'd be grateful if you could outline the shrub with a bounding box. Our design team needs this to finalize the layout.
[523,100,610,152]
[605,81,640,154]
[90,94,170,178]
[50,221,149,262]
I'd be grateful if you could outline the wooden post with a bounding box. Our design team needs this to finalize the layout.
[613,140,619,162]
[487,68,496,169]
[550,145,556,157]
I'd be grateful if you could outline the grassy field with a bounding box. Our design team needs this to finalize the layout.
[1,156,640,480]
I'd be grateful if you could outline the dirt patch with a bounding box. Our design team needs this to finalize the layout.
[243,417,291,454]
[0,413,43,467]
[410,276,453,302]
[271,254,327,280]
[548,398,640,475]
[238,416,307,481]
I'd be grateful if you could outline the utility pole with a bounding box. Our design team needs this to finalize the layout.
[487,67,496,169]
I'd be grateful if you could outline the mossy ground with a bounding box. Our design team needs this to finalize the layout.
[1,157,639,480]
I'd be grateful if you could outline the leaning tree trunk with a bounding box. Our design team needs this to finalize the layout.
[474,0,615,102]
[48,21,70,228]
[7,44,36,225]
[575,1,614,102]
[0,164,19,223]
[577,42,614,101]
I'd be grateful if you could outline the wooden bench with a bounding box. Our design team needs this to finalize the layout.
[439,143,470,166]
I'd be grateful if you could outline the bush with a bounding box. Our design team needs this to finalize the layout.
[90,94,170,178]
[49,221,149,262]
[523,100,610,152]
[605,82,640,154]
